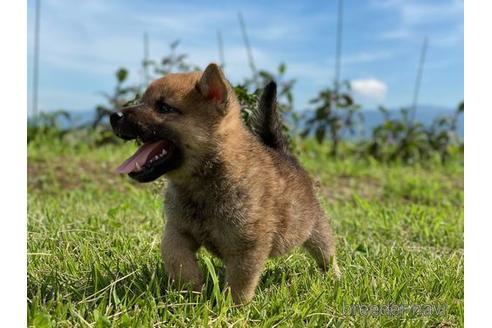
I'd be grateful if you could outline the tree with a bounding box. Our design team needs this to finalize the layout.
[302,81,362,157]
[426,101,464,163]
[92,68,140,129]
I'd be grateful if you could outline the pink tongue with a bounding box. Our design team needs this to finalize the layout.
[116,141,166,174]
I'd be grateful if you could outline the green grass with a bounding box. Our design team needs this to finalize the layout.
[28,134,464,327]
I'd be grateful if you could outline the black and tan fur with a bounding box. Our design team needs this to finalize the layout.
[111,63,340,304]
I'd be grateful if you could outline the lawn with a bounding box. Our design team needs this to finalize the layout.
[27,134,464,327]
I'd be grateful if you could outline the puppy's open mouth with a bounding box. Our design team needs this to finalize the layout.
[116,139,175,179]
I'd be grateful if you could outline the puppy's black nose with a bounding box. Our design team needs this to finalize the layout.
[110,111,124,127]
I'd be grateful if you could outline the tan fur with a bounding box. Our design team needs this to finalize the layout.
[120,64,340,304]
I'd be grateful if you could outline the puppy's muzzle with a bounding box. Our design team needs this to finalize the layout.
[110,105,143,140]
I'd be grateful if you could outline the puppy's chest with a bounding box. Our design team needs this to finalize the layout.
[170,184,252,255]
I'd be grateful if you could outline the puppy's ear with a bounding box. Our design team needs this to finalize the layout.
[198,63,228,107]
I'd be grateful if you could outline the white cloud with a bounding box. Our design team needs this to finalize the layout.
[372,0,463,47]
[399,0,463,26]
[343,51,395,64]
[27,0,462,113]
[376,28,411,41]
[351,78,388,103]
[31,0,397,112]
[371,0,463,26]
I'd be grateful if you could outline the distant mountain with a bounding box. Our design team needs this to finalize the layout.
[29,104,464,139]
[293,104,463,139]
[62,110,102,128]
[27,110,104,129]
[360,105,464,138]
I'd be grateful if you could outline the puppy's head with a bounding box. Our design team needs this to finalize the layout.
[111,63,237,183]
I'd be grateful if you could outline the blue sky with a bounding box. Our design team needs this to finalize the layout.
[27,0,463,114]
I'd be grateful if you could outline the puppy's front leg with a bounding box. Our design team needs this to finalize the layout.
[224,249,268,304]
[161,223,203,291]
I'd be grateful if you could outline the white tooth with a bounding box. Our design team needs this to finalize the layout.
[135,162,141,171]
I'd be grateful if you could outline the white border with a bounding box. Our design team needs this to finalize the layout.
[0,0,27,325]
[465,1,492,326]
[0,0,477,326]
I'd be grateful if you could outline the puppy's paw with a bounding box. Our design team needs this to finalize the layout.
[333,264,342,279]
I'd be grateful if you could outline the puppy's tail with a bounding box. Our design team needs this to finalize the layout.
[251,81,291,155]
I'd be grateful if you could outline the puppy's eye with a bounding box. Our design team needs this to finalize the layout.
[156,101,177,114]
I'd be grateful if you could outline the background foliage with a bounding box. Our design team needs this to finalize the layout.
[28,40,463,164]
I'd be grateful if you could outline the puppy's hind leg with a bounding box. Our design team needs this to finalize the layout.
[161,223,203,291]
[303,216,341,278]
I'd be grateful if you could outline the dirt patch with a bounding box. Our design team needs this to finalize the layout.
[317,174,383,203]
[28,156,146,193]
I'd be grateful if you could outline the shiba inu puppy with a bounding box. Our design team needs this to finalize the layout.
[110,63,340,303]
